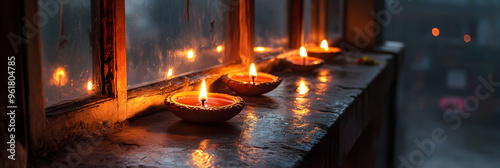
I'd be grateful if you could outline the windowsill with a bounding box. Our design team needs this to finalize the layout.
[35,51,399,167]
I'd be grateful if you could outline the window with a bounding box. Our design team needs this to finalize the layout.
[326,0,343,43]
[254,0,289,58]
[125,0,235,88]
[39,0,97,107]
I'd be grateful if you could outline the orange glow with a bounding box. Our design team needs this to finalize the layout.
[187,50,194,58]
[254,47,265,52]
[216,46,223,52]
[87,81,92,90]
[297,80,309,95]
[300,46,307,58]
[167,68,173,78]
[199,78,208,104]
[432,28,440,36]
[320,40,329,51]
[53,67,68,86]
[464,34,471,43]
[249,63,257,79]
[191,149,213,168]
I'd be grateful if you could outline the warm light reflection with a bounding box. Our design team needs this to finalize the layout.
[167,68,173,78]
[297,80,309,95]
[317,69,330,83]
[216,46,223,52]
[432,28,440,37]
[87,81,92,90]
[249,63,257,79]
[300,46,307,58]
[187,50,194,58]
[318,76,328,83]
[254,47,265,52]
[191,140,214,168]
[320,40,329,51]
[199,78,208,105]
[464,34,471,43]
[52,67,68,86]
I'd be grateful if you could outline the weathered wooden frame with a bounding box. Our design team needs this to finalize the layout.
[23,0,354,160]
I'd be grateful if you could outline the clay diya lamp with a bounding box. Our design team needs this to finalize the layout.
[222,63,281,96]
[307,40,342,60]
[164,78,245,124]
[285,46,325,72]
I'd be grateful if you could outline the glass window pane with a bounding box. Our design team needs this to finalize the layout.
[125,0,233,89]
[254,0,289,58]
[39,0,95,107]
[326,0,343,42]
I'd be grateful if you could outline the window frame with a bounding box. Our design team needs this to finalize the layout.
[24,0,353,156]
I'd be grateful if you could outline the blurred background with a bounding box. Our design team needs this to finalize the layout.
[385,0,500,167]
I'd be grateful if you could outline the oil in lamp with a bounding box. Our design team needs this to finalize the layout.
[285,46,324,72]
[307,40,342,60]
[222,63,282,96]
[164,78,245,123]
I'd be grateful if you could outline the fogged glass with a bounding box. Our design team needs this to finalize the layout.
[326,0,343,42]
[126,0,234,88]
[254,0,289,58]
[39,0,95,107]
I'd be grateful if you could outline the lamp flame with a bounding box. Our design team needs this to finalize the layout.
[199,78,208,105]
[216,46,223,52]
[249,63,257,79]
[300,46,307,58]
[87,81,92,90]
[187,50,194,58]
[320,40,329,51]
[167,68,173,78]
[53,67,68,86]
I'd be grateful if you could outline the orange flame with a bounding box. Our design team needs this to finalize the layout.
[320,40,329,51]
[464,34,471,43]
[249,63,257,79]
[300,46,307,58]
[432,28,440,37]
[216,46,223,52]
[199,78,208,104]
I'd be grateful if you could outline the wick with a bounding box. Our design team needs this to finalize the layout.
[302,57,306,66]
[251,76,256,85]
[59,75,62,86]
[201,100,206,107]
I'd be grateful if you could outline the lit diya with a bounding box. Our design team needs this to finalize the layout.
[285,46,324,72]
[164,78,245,123]
[222,63,281,96]
[307,40,341,60]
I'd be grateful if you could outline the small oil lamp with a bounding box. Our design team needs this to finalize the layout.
[165,78,245,123]
[222,63,282,96]
[285,46,324,72]
[307,40,341,60]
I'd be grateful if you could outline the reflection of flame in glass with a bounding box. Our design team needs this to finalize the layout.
[53,67,68,86]
[167,68,173,78]
[87,81,92,90]
[297,80,309,95]
[187,50,194,58]
[320,40,329,51]
[300,46,307,58]
[254,47,265,52]
[191,139,214,168]
[199,78,208,104]
[216,46,223,52]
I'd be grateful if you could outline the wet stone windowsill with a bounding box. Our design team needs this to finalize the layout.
[36,53,397,168]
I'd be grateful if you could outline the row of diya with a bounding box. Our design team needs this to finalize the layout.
[164,40,341,124]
